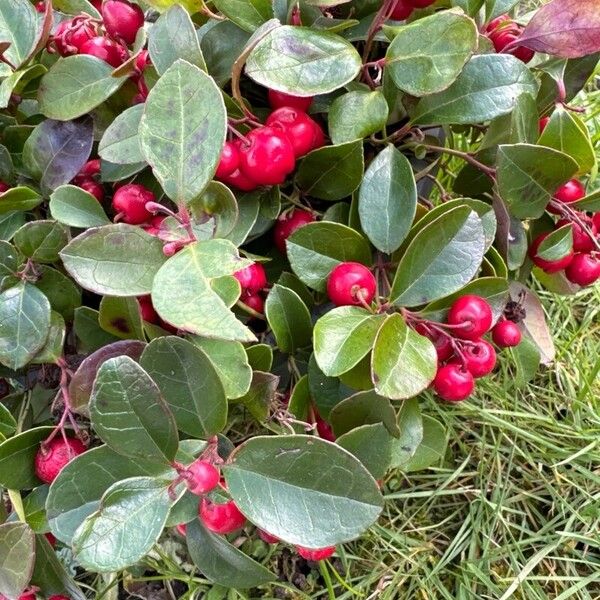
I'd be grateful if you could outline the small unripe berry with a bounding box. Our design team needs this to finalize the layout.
[102,0,145,45]
[185,460,220,496]
[432,364,474,402]
[199,499,246,534]
[34,437,86,484]
[447,295,493,340]
[296,545,336,561]
[492,320,522,348]
[112,183,154,224]
[327,262,376,307]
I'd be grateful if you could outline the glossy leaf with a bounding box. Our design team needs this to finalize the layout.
[0,0,38,69]
[328,90,389,144]
[90,356,179,463]
[31,311,65,364]
[236,371,279,423]
[265,284,312,354]
[0,186,43,215]
[212,0,272,33]
[0,522,35,599]
[224,435,383,546]
[337,423,393,480]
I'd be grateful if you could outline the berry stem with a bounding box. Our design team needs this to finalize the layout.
[236,298,266,320]
[552,201,600,253]
[415,143,496,180]
[362,0,399,64]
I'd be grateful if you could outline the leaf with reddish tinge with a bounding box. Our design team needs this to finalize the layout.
[516,0,600,59]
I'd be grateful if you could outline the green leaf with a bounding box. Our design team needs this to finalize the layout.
[191,337,252,399]
[390,398,423,468]
[140,336,228,438]
[60,224,167,297]
[0,282,51,370]
[224,435,383,546]
[38,56,128,120]
[329,389,399,437]
[537,106,596,176]
[98,104,145,166]
[73,306,120,353]
[148,5,206,75]
[72,477,175,573]
[211,0,272,33]
[391,207,485,307]
[98,296,145,340]
[0,0,38,69]
[31,311,65,364]
[412,54,538,125]
[571,188,600,212]
[236,371,279,423]
[328,90,389,144]
[358,145,417,253]
[265,284,312,354]
[49,185,111,228]
[0,186,43,215]
[0,427,54,490]
[0,403,16,438]
[139,59,227,205]
[295,141,364,201]
[403,415,447,472]
[371,314,437,400]
[14,220,69,264]
[337,423,393,480]
[151,240,255,342]
[511,337,541,387]
[245,343,273,372]
[187,518,276,588]
[46,445,167,544]
[496,144,579,219]
[69,340,146,415]
[246,26,362,95]
[0,522,35,599]
[0,241,21,291]
[90,356,179,463]
[287,222,372,292]
[385,9,478,97]
[314,306,384,377]
[536,224,573,261]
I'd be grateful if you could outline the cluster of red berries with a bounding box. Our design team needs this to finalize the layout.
[484,14,535,63]
[71,158,104,202]
[234,262,268,314]
[390,0,436,21]
[415,295,522,402]
[215,91,324,191]
[530,179,600,287]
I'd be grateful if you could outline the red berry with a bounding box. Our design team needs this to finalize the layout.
[243,293,265,314]
[199,499,246,534]
[273,209,316,253]
[0,181,10,193]
[215,141,240,179]
[458,340,496,378]
[593,213,600,231]
[411,0,437,7]
[234,262,267,295]
[538,116,550,134]
[142,215,166,237]
[485,15,512,33]
[78,179,104,202]
[135,49,150,73]
[138,295,158,323]
[296,545,336,561]
[238,127,296,186]
[268,89,313,112]
[414,323,454,362]
[258,529,280,544]
[77,158,101,179]
[15,593,36,600]
[34,437,86,484]
[492,319,522,348]
[556,217,597,253]
[79,36,128,68]
[390,0,413,19]
[529,232,574,274]
[221,168,259,192]
[45,532,57,547]
[447,295,493,341]
[316,416,336,442]
[510,44,535,64]
[52,17,98,56]
[432,363,474,402]
[185,460,220,496]
[548,179,586,214]
[175,523,187,536]
[112,183,154,224]
[565,253,600,286]
[327,262,376,307]
[102,0,145,45]
[35,2,46,13]
[266,107,325,158]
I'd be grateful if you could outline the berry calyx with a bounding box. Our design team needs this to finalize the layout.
[102,0,145,45]
[242,293,265,314]
[266,107,325,158]
[215,141,240,179]
[78,179,104,202]
[565,252,600,286]
[432,364,474,402]
[273,209,316,254]
[327,262,377,307]
[529,232,574,274]
[458,340,496,378]
[296,545,336,561]
[548,179,586,214]
[185,460,220,496]
[34,437,86,484]
[447,295,493,340]
[199,498,246,534]
[112,183,154,224]
[52,17,98,56]
[268,89,313,112]
[238,127,296,186]
[79,37,128,68]
[258,529,280,544]
[492,319,522,348]
[234,262,267,295]
[556,217,597,253]
[390,0,413,20]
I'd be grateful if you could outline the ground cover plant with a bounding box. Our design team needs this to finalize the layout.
[0,0,598,598]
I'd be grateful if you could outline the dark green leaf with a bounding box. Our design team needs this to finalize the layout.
[536,224,573,261]
[98,296,145,340]
[390,398,423,468]
[329,390,399,437]
[308,352,353,419]
[265,284,312,354]
[328,90,388,144]
[31,311,65,364]
[0,0,38,69]
[14,220,69,263]
[212,0,273,33]
[236,371,279,423]
[0,186,43,215]
[0,522,35,599]
[337,423,393,480]
[245,344,273,372]
[403,416,447,472]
